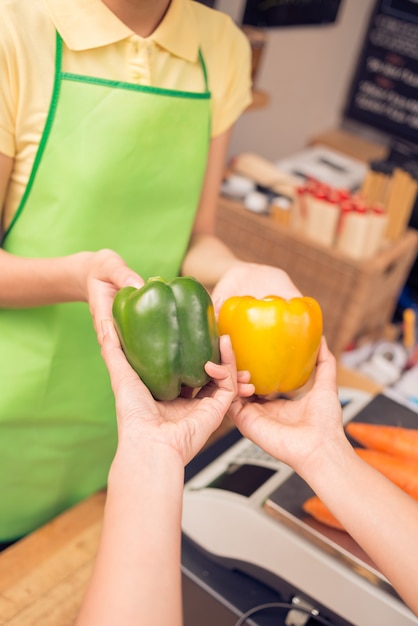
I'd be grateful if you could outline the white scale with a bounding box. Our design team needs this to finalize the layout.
[275,146,368,191]
[182,388,418,626]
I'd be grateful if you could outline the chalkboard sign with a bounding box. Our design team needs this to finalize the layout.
[242,0,342,28]
[345,0,418,146]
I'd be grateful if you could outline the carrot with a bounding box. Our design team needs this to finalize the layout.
[346,422,418,462]
[302,496,345,531]
[354,448,418,500]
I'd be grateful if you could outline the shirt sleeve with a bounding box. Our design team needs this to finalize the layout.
[201,13,253,137]
[0,15,17,158]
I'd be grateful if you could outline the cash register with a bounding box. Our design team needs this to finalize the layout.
[182,388,418,626]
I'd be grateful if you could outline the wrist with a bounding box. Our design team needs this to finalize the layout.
[182,234,239,285]
[296,434,356,491]
[108,437,185,493]
[66,251,96,302]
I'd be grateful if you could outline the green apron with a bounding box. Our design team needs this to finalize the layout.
[0,32,211,540]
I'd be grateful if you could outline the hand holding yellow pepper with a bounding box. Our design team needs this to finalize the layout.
[218,295,323,395]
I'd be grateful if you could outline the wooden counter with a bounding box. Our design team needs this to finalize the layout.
[0,367,381,626]
[0,491,105,626]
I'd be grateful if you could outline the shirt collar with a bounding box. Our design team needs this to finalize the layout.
[42,0,199,62]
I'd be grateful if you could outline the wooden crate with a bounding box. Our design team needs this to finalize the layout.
[216,198,418,357]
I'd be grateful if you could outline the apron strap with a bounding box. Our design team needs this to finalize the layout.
[198,48,209,92]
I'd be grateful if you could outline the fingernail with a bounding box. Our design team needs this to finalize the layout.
[123,276,143,289]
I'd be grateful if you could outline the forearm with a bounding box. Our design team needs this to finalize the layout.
[302,439,418,615]
[181,233,240,288]
[0,249,91,307]
[75,441,185,626]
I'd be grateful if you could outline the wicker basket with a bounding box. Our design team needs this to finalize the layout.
[216,198,418,357]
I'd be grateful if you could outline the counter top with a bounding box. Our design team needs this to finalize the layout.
[0,491,104,626]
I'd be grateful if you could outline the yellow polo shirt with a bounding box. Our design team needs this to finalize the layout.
[0,0,252,228]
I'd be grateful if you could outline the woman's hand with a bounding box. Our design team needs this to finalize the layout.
[101,319,254,466]
[228,339,346,479]
[81,249,143,344]
[211,261,302,315]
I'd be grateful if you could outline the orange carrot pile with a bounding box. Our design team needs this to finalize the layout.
[345,422,418,463]
[303,422,418,532]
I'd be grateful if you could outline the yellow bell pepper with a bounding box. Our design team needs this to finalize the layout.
[218,295,323,395]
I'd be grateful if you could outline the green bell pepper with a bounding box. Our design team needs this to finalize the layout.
[112,276,220,401]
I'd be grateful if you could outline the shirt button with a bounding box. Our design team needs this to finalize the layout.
[129,36,141,54]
